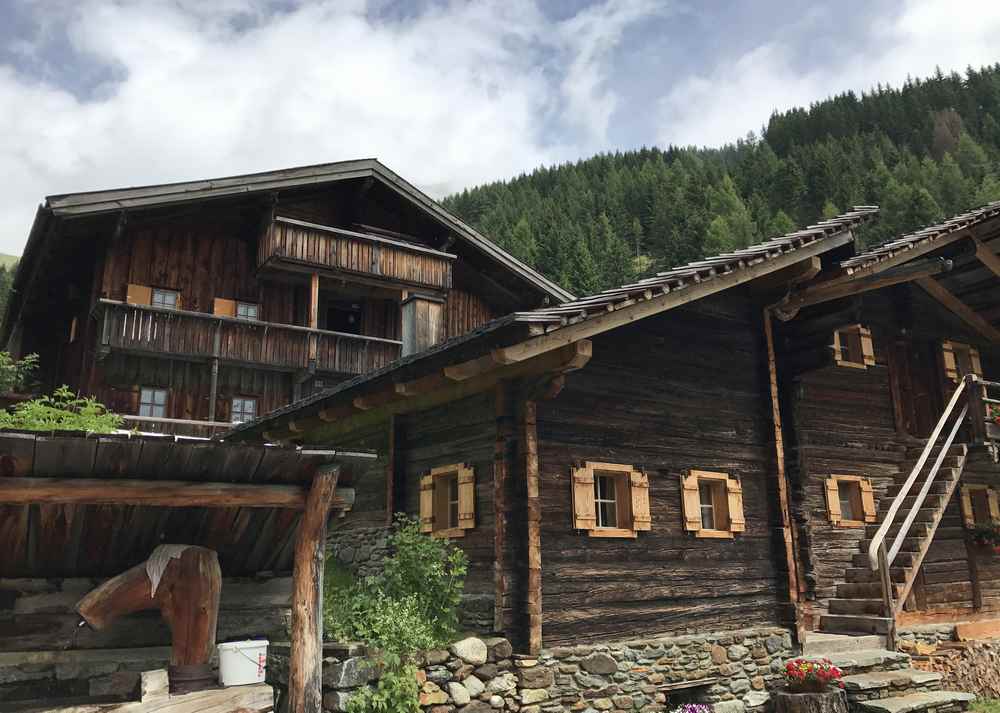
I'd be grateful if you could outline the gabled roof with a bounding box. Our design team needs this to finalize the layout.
[39,158,571,303]
[840,200,1000,273]
[226,208,878,442]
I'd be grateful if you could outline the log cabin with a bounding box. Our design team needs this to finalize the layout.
[225,202,1000,670]
[0,159,570,436]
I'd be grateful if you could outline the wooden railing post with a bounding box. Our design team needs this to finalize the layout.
[967,374,987,446]
[878,542,896,650]
[208,321,222,423]
[289,465,339,713]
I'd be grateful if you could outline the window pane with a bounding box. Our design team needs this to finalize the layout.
[139,403,152,417]
[154,389,166,405]
[594,474,618,528]
[838,481,856,521]
[699,481,716,530]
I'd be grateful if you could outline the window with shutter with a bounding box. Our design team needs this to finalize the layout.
[681,470,745,538]
[571,462,649,538]
[833,324,875,369]
[826,475,876,527]
[942,341,984,384]
[213,298,237,317]
[961,485,1000,529]
[421,464,475,538]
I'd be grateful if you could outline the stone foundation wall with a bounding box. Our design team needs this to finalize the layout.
[897,624,956,647]
[271,627,798,713]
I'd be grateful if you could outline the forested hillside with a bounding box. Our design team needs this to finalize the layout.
[443,64,1000,296]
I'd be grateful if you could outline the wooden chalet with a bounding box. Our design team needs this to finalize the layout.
[226,202,1000,660]
[1,159,570,436]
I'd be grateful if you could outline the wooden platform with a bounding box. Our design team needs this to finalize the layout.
[37,670,273,713]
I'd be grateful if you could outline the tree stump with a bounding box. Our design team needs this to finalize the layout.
[774,688,848,713]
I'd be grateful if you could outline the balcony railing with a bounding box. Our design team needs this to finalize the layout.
[99,299,402,375]
[259,216,454,290]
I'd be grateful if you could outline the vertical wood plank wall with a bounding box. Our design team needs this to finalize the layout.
[535,293,790,645]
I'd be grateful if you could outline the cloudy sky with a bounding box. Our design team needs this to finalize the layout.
[1,0,999,254]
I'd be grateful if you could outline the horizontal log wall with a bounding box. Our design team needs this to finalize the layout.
[396,392,498,633]
[536,292,790,645]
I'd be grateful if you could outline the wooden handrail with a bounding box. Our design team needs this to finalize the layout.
[867,374,973,571]
[121,414,235,429]
[98,298,403,346]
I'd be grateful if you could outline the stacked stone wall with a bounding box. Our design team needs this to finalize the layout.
[270,627,798,713]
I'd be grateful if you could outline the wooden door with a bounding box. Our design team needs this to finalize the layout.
[889,338,943,439]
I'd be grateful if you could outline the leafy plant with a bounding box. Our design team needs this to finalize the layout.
[324,515,468,713]
[0,352,39,393]
[988,404,1000,427]
[345,665,420,713]
[971,523,1000,551]
[0,386,122,433]
[784,657,844,692]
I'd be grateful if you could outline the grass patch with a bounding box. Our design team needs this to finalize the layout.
[972,701,1000,713]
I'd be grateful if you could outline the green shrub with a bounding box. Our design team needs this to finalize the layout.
[324,515,468,713]
[0,386,122,433]
[0,352,38,393]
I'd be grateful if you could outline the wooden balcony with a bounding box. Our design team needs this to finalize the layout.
[99,300,402,375]
[259,216,454,290]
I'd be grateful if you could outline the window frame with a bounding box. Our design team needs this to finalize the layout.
[682,470,745,539]
[236,302,260,321]
[571,462,650,539]
[421,463,475,539]
[138,386,168,418]
[833,324,875,370]
[825,474,877,527]
[230,396,258,424]
[942,340,983,384]
[151,288,180,310]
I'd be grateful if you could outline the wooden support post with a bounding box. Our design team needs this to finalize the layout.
[521,399,542,655]
[878,542,897,650]
[967,376,988,446]
[386,415,397,526]
[493,384,511,634]
[308,272,320,366]
[763,308,806,640]
[289,466,339,713]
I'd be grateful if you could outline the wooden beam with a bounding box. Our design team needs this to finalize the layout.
[289,467,339,713]
[916,277,1000,343]
[493,384,510,634]
[751,256,822,292]
[300,340,592,442]
[522,399,542,655]
[309,272,320,330]
[497,231,855,365]
[832,225,982,286]
[973,235,1000,279]
[0,477,353,510]
[784,258,952,312]
[444,349,519,381]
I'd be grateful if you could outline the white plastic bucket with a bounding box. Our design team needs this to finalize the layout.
[218,639,269,686]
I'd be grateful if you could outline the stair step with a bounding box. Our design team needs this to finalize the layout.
[820,614,894,635]
[884,480,952,499]
[829,598,886,615]
[857,690,975,713]
[866,522,931,540]
[853,552,916,568]
[801,633,886,655]
[843,669,943,694]
[837,581,905,599]
[873,508,938,525]
[860,537,922,554]
[844,566,909,584]
[895,460,963,476]
[903,443,967,459]
[877,494,946,516]
[803,648,910,673]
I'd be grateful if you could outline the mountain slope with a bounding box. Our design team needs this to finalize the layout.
[442,64,1000,295]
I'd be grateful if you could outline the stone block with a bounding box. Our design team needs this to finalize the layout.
[449,681,472,705]
[451,638,489,666]
[464,674,485,697]
[521,689,549,704]
[581,653,618,675]
[519,666,555,689]
[322,690,353,712]
[323,657,376,689]
[427,650,451,665]
[461,701,495,713]
[727,645,749,661]
[485,638,514,662]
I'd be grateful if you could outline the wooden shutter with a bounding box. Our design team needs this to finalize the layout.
[859,327,876,367]
[726,477,745,533]
[961,486,975,528]
[126,283,152,306]
[457,465,475,530]
[214,298,236,317]
[571,465,596,530]
[629,471,651,531]
[859,479,877,523]
[174,293,183,310]
[832,329,844,366]
[681,472,702,531]
[825,478,843,524]
[970,347,984,378]
[990,488,1000,523]
[419,475,434,533]
[942,341,959,382]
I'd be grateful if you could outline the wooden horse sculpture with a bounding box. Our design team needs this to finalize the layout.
[76,545,222,693]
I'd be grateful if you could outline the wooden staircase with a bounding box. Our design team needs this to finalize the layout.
[820,443,969,636]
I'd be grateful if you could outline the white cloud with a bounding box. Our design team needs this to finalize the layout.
[0,0,656,253]
[656,0,1000,148]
